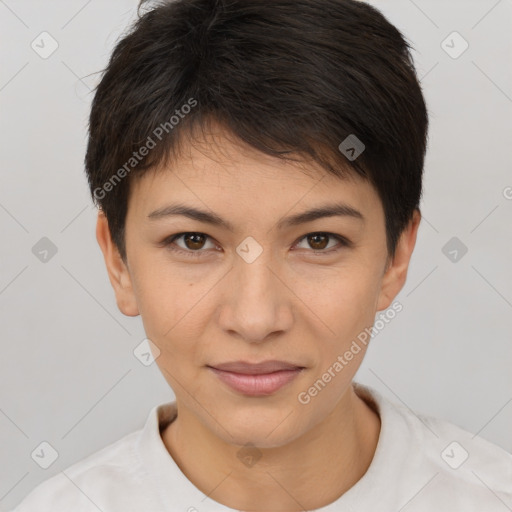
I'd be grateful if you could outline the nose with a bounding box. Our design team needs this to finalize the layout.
[217,252,294,344]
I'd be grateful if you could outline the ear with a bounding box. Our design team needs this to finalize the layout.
[95,210,139,317]
[376,209,421,311]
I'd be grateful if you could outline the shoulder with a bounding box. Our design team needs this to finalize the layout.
[10,429,154,512]
[359,383,512,510]
[417,412,512,508]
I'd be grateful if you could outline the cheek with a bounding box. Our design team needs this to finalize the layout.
[296,264,382,342]
[296,270,380,408]
[131,254,208,331]
[133,271,209,390]
[130,259,221,373]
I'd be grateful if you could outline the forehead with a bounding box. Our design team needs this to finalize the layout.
[126,124,383,226]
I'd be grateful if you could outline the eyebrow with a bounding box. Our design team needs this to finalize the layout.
[147,202,364,231]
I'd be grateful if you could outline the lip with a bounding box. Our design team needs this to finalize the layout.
[207,360,305,396]
[208,360,305,374]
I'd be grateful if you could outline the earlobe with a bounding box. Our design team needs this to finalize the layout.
[376,209,421,311]
[95,210,140,317]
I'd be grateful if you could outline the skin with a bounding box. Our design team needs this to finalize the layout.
[96,124,421,511]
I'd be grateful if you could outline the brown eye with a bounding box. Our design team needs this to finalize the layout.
[164,232,217,255]
[182,233,207,250]
[294,232,350,252]
[307,233,329,250]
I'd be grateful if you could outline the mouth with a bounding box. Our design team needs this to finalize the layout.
[206,360,305,396]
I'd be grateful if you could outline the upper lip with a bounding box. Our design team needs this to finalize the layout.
[208,360,304,374]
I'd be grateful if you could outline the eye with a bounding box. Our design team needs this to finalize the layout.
[163,232,218,257]
[293,232,351,253]
[161,231,351,258]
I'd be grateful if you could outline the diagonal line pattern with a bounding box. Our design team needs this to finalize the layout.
[471,0,503,30]
[60,265,132,334]
[408,0,439,28]
[0,265,29,296]
[61,205,90,233]
[160,366,234,439]
[420,214,439,233]
[0,0,29,28]
[61,61,92,91]
[419,62,439,83]
[398,472,440,511]
[147,338,297,443]
[266,265,337,336]
[265,471,309,511]
[0,62,29,93]
[471,265,512,309]
[0,201,29,232]
[472,61,512,104]
[469,204,499,233]
[163,266,234,337]
[265,175,327,235]
[472,397,512,439]
[406,266,438,297]
[61,369,132,439]
[264,409,295,439]
[471,471,512,511]
[199,471,234,503]
[0,471,30,501]
[0,408,29,438]
[61,0,93,30]
[369,368,440,438]
[61,471,106,511]
[164,169,338,340]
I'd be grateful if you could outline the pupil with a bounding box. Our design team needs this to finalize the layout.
[186,233,205,250]
[309,234,328,250]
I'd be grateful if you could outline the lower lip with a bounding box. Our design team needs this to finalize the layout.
[208,367,304,396]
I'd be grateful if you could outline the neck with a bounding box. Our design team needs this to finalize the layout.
[162,384,381,511]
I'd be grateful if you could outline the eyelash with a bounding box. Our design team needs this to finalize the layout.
[161,232,352,258]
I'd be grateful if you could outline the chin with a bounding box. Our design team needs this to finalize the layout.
[222,427,298,450]
[209,405,307,449]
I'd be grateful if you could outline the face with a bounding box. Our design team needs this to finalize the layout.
[97,126,419,448]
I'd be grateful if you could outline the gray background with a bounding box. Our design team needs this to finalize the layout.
[1,0,511,509]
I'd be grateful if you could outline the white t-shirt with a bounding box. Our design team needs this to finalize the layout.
[10,383,512,511]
